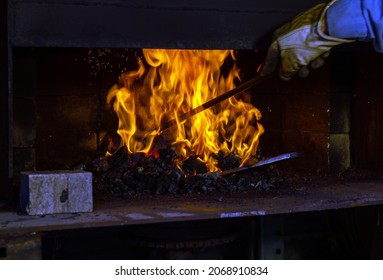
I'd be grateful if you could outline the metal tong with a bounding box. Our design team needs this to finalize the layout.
[159,73,273,133]
[219,152,303,176]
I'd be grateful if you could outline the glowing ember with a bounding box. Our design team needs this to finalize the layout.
[107,49,264,172]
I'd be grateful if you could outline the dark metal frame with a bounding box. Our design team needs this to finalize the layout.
[9,0,323,49]
[1,1,12,200]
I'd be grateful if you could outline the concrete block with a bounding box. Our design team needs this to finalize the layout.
[20,170,92,215]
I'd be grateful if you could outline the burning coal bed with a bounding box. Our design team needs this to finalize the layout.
[79,145,286,200]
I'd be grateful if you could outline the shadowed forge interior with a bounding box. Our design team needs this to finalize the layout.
[3,0,383,260]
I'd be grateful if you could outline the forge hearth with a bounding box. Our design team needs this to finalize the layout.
[5,0,378,204]
[8,46,383,196]
[9,46,383,205]
[3,0,331,200]
[2,1,382,201]
[10,47,328,200]
[8,48,348,175]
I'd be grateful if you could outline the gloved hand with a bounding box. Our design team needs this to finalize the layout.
[260,0,354,80]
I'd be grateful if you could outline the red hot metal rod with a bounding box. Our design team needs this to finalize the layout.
[159,74,272,133]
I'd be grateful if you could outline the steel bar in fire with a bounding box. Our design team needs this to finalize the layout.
[160,73,273,133]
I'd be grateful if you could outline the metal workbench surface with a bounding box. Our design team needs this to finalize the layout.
[1,177,383,236]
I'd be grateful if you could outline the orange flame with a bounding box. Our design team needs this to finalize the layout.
[107,49,264,172]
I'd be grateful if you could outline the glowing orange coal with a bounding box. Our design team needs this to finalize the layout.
[107,49,264,172]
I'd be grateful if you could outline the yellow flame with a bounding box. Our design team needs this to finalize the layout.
[107,49,264,172]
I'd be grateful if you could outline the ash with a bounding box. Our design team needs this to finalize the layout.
[80,147,285,199]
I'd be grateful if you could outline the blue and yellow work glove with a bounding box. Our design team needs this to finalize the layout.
[261,0,354,80]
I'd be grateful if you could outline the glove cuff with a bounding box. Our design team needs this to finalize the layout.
[317,0,355,43]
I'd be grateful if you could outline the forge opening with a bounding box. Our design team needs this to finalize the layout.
[12,47,383,200]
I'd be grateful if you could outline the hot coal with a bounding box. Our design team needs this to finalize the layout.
[80,146,286,199]
[213,150,242,171]
[181,156,208,174]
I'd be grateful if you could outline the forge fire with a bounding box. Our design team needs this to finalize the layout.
[83,49,283,198]
[107,49,264,172]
